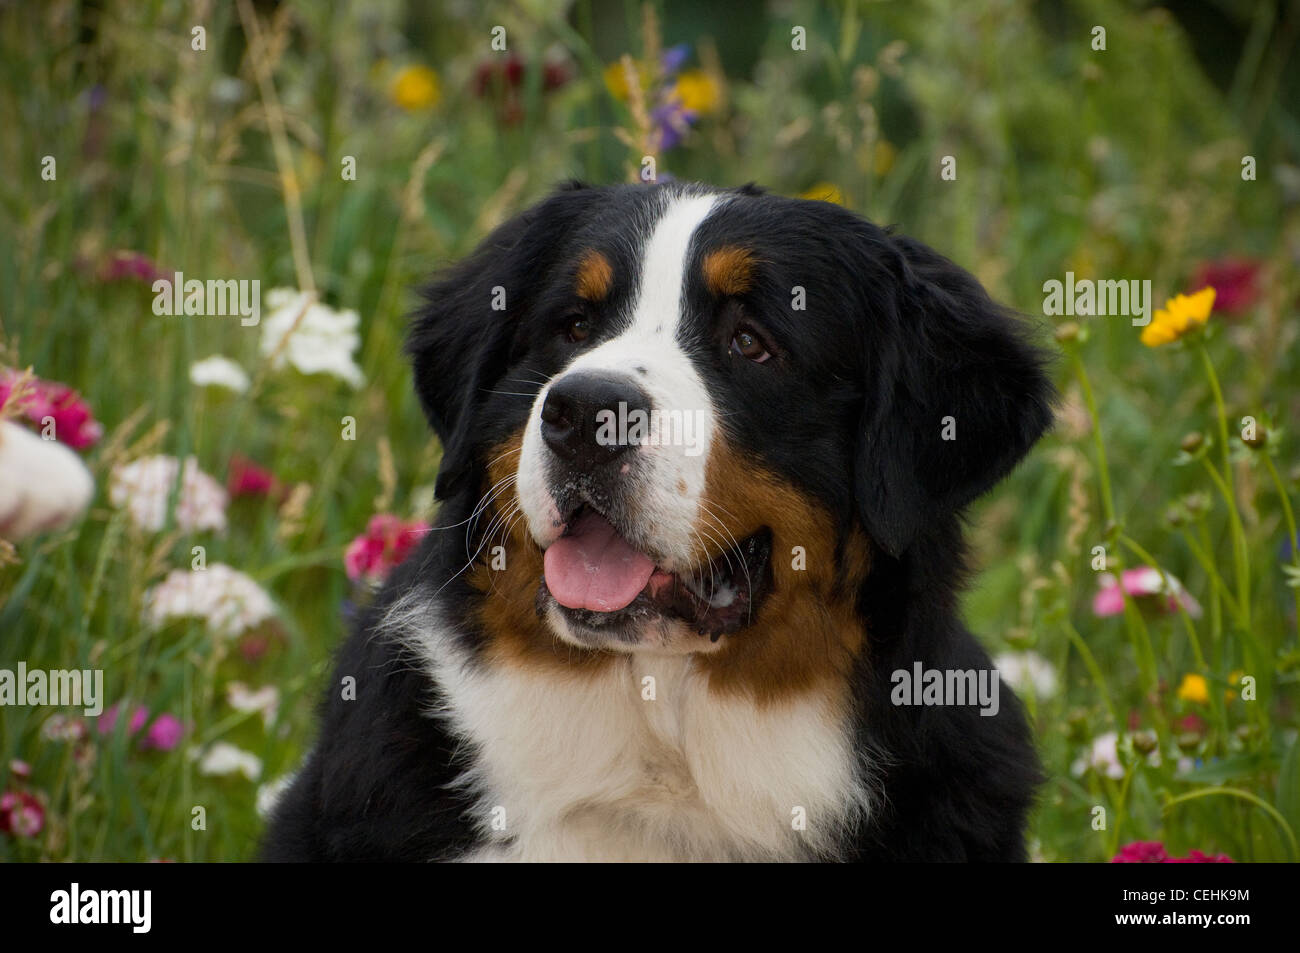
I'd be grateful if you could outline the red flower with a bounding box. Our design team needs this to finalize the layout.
[0,371,103,450]
[227,454,278,498]
[0,791,45,838]
[344,514,431,584]
[1190,258,1261,315]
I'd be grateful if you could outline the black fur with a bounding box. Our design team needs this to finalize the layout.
[263,181,1053,862]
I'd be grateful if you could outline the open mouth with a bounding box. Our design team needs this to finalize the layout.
[537,505,773,641]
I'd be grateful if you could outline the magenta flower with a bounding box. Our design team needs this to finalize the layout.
[97,703,149,737]
[1092,567,1201,619]
[0,791,45,838]
[1112,841,1232,863]
[344,514,430,585]
[98,250,170,286]
[142,713,185,751]
[1190,258,1261,315]
[0,371,103,450]
[227,454,279,499]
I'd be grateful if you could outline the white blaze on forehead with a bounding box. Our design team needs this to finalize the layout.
[629,192,722,337]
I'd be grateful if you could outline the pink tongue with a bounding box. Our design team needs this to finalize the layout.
[544,509,656,612]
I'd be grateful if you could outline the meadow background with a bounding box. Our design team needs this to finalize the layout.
[1,0,1298,862]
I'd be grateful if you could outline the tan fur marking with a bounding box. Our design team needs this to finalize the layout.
[701,246,756,297]
[575,250,614,301]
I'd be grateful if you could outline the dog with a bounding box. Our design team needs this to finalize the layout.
[262,180,1054,862]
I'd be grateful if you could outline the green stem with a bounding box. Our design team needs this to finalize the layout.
[1261,452,1300,641]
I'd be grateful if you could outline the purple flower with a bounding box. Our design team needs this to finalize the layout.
[142,714,185,752]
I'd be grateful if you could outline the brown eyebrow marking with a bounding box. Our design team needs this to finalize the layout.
[574,250,614,301]
[702,246,757,296]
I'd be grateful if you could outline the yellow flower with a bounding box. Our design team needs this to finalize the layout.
[1177,673,1209,705]
[1225,669,1244,703]
[799,182,845,205]
[391,65,440,111]
[671,69,721,115]
[1141,286,1216,347]
[603,59,649,102]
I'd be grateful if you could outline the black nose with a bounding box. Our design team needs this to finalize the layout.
[541,371,651,470]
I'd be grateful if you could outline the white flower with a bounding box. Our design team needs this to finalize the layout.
[994,651,1059,698]
[259,288,364,388]
[190,355,250,393]
[1071,731,1125,780]
[255,772,296,819]
[194,741,261,781]
[110,455,227,533]
[143,563,276,639]
[0,421,94,540]
[226,681,280,727]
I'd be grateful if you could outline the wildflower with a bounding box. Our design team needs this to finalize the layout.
[97,704,149,737]
[1225,669,1244,703]
[1176,673,1209,705]
[0,791,44,838]
[1070,731,1125,779]
[109,454,227,533]
[1140,286,1216,347]
[993,651,1058,698]
[344,514,430,585]
[9,760,30,779]
[1112,841,1233,863]
[670,69,720,115]
[1111,841,1168,863]
[142,713,185,751]
[41,714,89,743]
[0,370,103,450]
[98,250,169,286]
[143,563,276,640]
[259,288,364,389]
[190,355,250,393]
[227,454,278,499]
[390,65,440,110]
[799,182,846,206]
[226,682,280,727]
[194,742,262,781]
[1190,258,1260,314]
[1092,567,1202,619]
[0,420,94,540]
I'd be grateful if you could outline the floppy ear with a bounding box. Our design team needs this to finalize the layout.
[407,183,596,500]
[855,234,1054,557]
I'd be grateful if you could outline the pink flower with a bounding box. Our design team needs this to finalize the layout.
[1190,258,1261,315]
[98,250,169,286]
[142,713,185,751]
[1092,567,1201,619]
[1111,841,1233,863]
[344,514,430,584]
[227,454,279,498]
[1111,841,1168,863]
[0,371,103,450]
[0,791,45,838]
[9,760,31,779]
[97,703,149,737]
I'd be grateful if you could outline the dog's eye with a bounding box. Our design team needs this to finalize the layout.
[565,314,592,343]
[730,326,771,363]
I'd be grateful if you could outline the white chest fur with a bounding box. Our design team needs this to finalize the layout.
[407,610,871,862]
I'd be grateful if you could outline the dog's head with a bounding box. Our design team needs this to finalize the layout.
[409,182,1051,673]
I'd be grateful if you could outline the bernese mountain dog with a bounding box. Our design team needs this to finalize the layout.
[263,180,1054,862]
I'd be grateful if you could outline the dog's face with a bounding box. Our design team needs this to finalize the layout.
[410,183,1051,673]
